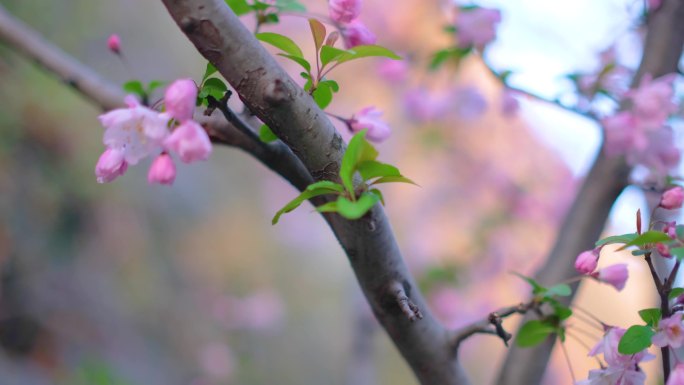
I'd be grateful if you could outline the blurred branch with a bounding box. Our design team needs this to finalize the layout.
[496,0,684,383]
[159,1,472,384]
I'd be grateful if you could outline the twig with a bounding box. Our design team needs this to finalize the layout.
[452,301,537,351]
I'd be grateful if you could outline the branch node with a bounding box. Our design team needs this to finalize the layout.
[389,281,423,322]
[263,78,289,106]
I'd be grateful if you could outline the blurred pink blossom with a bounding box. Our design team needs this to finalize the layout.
[626,73,677,127]
[592,264,628,291]
[164,120,213,163]
[328,0,361,24]
[652,313,684,348]
[198,342,235,379]
[350,106,391,142]
[147,153,176,185]
[656,243,672,258]
[95,148,128,183]
[342,20,376,48]
[403,87,453,122]
[107,34,121,54]
[165,78,198,122]
[454,7,502,49]
[212,291,285,332]
[500,88,519,116]
[664,221,677,238]
[660,186,684,210]
[377,59,409,83]
[669,364,684,385]
[453,86,487,120]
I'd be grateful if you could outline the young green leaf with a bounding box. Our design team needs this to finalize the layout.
[356,160,401,181]
[202,62,218,83]
[277,53,311,72]
[617,325,654,355]
[638,308,661,327]
[334,45,401,64]
[320,45,348,67]
[315,201,339,213]
[274,0,307,12]
[255,32,304,57]
[545,284,571,298]
[339,130,378,194]
[225,0,252,15]
[122,80,145,98]
[198,78,228,101]
[312,82,334,109]
[370,175,418,186]
[306,181,345,193]
[512,272,546,295]
[429,47,471,70]
[309,19,326,52]
[670,247,684,261]
[595,233,638,247]
[516,320,555,347]
[670,287,684,300]
[617,231,671,250]
[335,192,380,219]
[272,187,338,224]
[147,80,165,94]
[369,188,385,205]
[259,124,278,143]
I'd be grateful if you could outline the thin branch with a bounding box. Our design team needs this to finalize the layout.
[452,301,537,350]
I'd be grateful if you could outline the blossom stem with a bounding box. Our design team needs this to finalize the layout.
[559,339,576,384]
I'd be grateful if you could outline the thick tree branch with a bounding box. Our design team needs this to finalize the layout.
[496,1,684,383]
[159,1,472,384]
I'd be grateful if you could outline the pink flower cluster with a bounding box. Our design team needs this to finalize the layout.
[402,85,491,123]
[603,74,680,175]
[454,6,502,49]
[653,313,684,349]
[328,0,376,48]
[95,79,212,185]
[574,248,629,291]
[578,327,653,385]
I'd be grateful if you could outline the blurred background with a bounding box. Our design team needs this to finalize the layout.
[0,0,677,384]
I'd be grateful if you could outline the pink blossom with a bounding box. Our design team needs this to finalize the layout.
[593,264,628,291]
[164,78,198,122]
[164,120,212,163]
[664,221,678,239]
[668,364,684,385]
[342,20,376,48]
[377,59,409,83]
[575,250,599,275]
[95,148,128,183]
[501,88,519,116]
[576,367,646,385]
[626,73,677,127]
[656,243,672,258]
[147,154,176,185]
[453,86,487,120]
[660,186,684,210]
[454,7,502,49]
[350,106,391,143]
[626,126,680,177]
[99,96,171,165]
[402,87,453,122]
[652,313,684,348]
[328,0,361,24]
[198,342,235,379]
[602,112,646,155]
[107,34,121,54]
[588,327,654,369]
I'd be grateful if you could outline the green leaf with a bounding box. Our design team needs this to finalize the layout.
[638,308,661,327]
[320,45,348,67]
[370,175,418,186]
[335,45,401,64]
[277,53,311,72]
[618,325,654,355]
[595,233,638,247]
[516,320,555,347]
[263,13,280,24]
[122,80,145,98]
[356,160,401,181]
[512,272,546,295]
[147,80,165,94]
[676,225,684,239]
[274,0,307,12]
[202,62,218,83]
[198,78,228,101]
[319,79,339,92]
[272,187,337,224]
[225,0,252,15]
[259,124,278,143]
[617,231,671,250]
[429,47,471,70]
[551,304,572,320]
[335,192,380,219]
[339,130,378,194]
[369,188,385,205]
[306,181,344,193]
[315,201,338,213]
[309,19,326,52]
[546,284,571,298]
[670,288,684,300]
[312,82,334,109]
[256,32,303,57]
[670,247,684,261]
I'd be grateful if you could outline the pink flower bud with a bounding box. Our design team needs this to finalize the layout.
[107,34,121,54]
[328,0,361,24]
[660,186,684,210]
[350,107,391,143]
[656,243,672,258]
[342,20,376,48]
[164,78,198,122]
[164,120,212,163]
[147,154,176,185]
[95,148,128,183]
[593,264,629,291]
[665,221,678,239]
[574,250,598,275]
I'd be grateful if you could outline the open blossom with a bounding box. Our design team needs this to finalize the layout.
[593,264,628,291]
[350,106,391,143]
[147,154,177,185]
[328,0,361,23]
[403,87,453,122]
[377,59,409,83]
[342,20,376,48]
[575,249,599,275]
[164,78,197,122]
[99,96,170,165]
[652,313,684,348]
[669,364,684,385]
[660,186,684,210]
[626,74,677,127]
[107,34,121,54]
[576,367,645,385]
[95,148,128,183]
[164,120,212,163]
[454,7,502,49]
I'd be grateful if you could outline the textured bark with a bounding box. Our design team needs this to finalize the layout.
[496,1,684,383]
[159,1,471,384]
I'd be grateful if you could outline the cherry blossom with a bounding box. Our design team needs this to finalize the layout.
[454,7,501,49]
[652,313,684,348]
[350,106,391,143]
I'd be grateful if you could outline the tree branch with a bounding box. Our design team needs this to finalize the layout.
[496,1,684,383]
[159,1,472,384]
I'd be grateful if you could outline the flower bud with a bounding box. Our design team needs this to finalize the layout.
[660,186,684,210]
[95,148,128,183]
[574,250,599,275]
[328,0,361,24]
[147,154,176,185]
[164,120,212,163]
[342,20,376,48]
[164,78,198,122]
[107,34,121,54]
[593,264,629,291]
[350,107,391,143]
[656,243,672,258]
